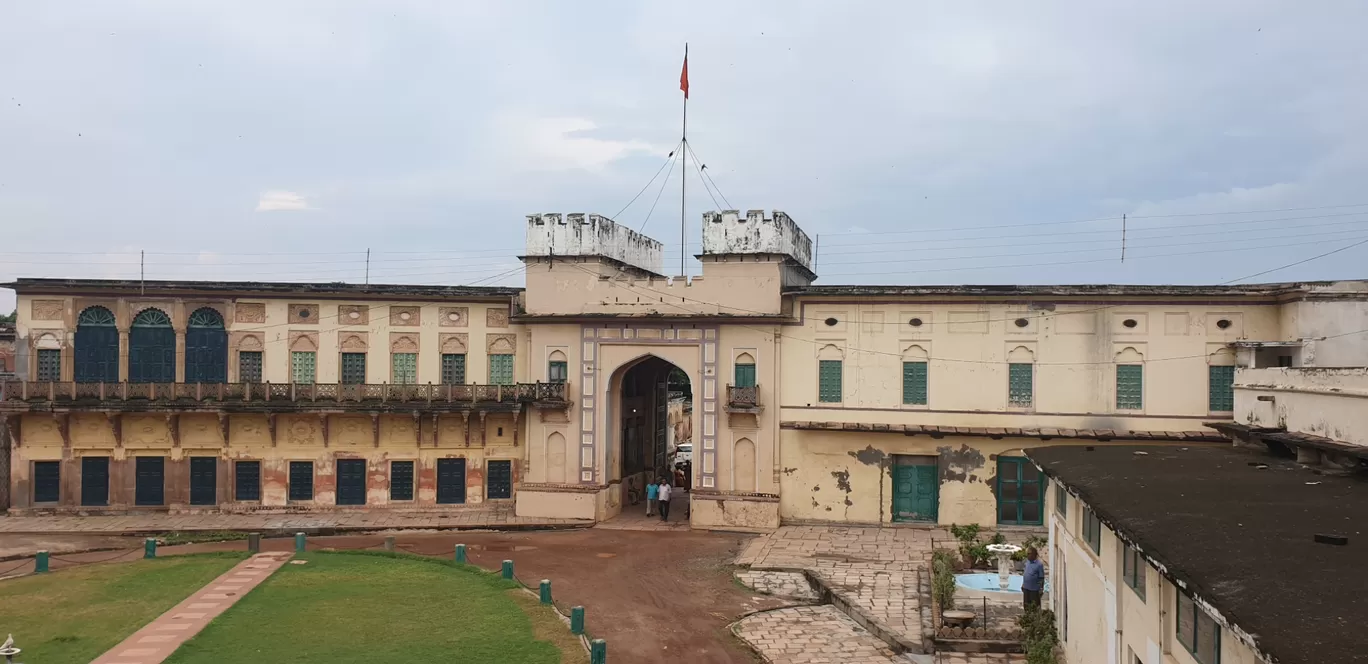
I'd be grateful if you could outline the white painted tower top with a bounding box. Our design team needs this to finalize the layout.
[701,210,813,270]
[524,213,665,275]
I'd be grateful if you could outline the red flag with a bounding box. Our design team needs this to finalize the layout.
[679,47,689,99]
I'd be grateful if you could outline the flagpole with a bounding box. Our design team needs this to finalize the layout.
[680,42,688,278]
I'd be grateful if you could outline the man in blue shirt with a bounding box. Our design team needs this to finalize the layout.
[645,479,658,516]
[1021,547,1045,610]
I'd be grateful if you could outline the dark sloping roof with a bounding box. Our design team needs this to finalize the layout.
[787,281,1351,298]
[1,278,521,300]
[781,421,1225,442]
[1026,444,1366,664]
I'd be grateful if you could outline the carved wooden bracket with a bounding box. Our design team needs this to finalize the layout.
[370,413,380,448]
[166,413,180,448]
[267,413,277,447]
[218,413,230,448]
[53,413,70,449]
[412,412,422,448]
[461,412,471,447]
[512,405,524,447]
[319,414,330,448]
[431,413,440,447]
[3,415,21,449]
[105,412,122,447]
[477,411,488,447]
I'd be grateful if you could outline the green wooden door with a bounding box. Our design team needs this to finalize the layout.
[892,460,938,522]
[997,456,1045,525]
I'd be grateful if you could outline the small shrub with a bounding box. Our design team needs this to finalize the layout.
[1018,606,1060,664]
[1012,534,1049,562]
[931,549,958,613]
[949,523,1000,569]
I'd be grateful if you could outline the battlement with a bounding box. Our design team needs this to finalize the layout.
[525,213,665,275]
[701,210,813,270]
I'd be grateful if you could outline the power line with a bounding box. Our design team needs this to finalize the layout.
[639,148,680,232]
[685,142,733,209]
[613,140,683,221]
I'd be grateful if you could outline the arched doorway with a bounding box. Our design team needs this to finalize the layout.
[74,306,118,383]
[129,308,175,383]
[609,355,692,523]
[185,307,227,383]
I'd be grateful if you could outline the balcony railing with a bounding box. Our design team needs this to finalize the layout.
[726,384,760,409]
[0,380,568,406]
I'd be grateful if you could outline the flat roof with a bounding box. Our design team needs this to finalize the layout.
[1025,444,1365,664]
[788,281,1361,298]
[1,278,520,300]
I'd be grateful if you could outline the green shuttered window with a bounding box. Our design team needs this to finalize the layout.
[1177,593,1221,664]
[1008,363,1033,407]
[442,354,466,385]
[818,360,842,403]
[1116,364,1143,410]
[549,360,569,384]
[734,363,756,388]
[1208,365,1235,412]
[291,351,316,384]
[392,352,417,384]
[902,362,927,405]
[489,354,514,385]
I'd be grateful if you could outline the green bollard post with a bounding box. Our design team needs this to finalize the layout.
[539,579,552,604]
[295,532,306,553]
[248,533,261,553]
[590,639,606,664]
[455,544,467,563]
[570,606,585,635]
[35,550,49,574]
[501,559,514,580]
[144,538,157,559]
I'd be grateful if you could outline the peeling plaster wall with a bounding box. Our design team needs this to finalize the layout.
[1236,367,1368,446]
[525,213,664,275]
[701,210,813,270]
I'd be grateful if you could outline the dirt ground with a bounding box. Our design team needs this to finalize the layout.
[157,529,787,663]
[0,533,141,559]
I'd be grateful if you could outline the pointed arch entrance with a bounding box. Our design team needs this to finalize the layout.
[604,353,693,522]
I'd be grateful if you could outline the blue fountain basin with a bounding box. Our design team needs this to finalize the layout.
[954,573,1050,594]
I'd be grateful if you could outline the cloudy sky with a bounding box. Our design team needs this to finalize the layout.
[3,1,1368,312]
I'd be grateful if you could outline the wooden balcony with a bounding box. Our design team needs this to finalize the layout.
[726,384,761,412]
[0,380,569,414]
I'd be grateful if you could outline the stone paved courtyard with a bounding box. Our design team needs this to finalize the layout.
[732,605,906,663]
[735,570,819,601]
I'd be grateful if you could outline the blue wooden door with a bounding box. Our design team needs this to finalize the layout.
[129,309,175,383]
[135,456,165,506]
[892,459,938,522]
[185,308,227,383]
[437,458,466,504]
[336,459,367,505]
[190,457,217,506]
[74,306,119,383]
[486,460,512,500]
[81,456,109,506]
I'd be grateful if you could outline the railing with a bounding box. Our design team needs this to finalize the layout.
[726,384,760,408]
[0,380,568,405]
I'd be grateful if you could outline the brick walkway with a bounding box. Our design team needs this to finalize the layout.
[91,552,293,664]
[0,505,591,535]
[935,654,1026,663]
[733,605,905,663]
[735,570,819,601]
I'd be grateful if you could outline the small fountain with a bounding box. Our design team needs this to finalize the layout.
[0,633,21,664]
[985,543,1022,590]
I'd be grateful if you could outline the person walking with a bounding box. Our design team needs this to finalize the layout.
[657,479,672,522]
[645,477,658,516]
[1022,547,1045,610]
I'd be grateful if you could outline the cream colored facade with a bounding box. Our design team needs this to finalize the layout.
[1048,482,1266,664]
[4,210,1367,529]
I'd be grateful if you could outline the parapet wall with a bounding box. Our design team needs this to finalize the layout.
[525,213,665,275]
[702,210,813,270]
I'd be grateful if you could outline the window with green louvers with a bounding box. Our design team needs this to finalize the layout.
[291,351,316,384]
[1116,364,1143,410]
[734,363,756,388]
[441,354,466,385]
[1208,365,1235,412]
[341,353,366,384]
[489,354,514,385]
[1008,363,1033,407]
[902,362,927,405]
[392,352,417,384]
[549,361,568,384]
[36,349,61,381]
[818,360,843,403]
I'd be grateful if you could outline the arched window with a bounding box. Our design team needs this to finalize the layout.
[185,308,227,383]
[734,352,756,388]
[74,306,119,383]
[129,308,175,383]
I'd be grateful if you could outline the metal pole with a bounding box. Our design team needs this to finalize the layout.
[365,248,371,284]
[680,43,688,278]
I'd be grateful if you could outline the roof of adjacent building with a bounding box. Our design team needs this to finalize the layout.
[1026,444,1365,664]
[1,278,521,300]
[787,281,1368,298]
[781,421,1226,442]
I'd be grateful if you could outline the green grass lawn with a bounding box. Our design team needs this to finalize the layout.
[165,551,587,664]
[0,552,247,663]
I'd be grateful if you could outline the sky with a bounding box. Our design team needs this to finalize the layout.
[3,1,1368,313]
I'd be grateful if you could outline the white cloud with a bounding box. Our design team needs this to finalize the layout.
[496,116,659,173]
[255,191,313,212]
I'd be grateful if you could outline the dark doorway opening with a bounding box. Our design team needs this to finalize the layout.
[614,356,692,521]
[82,456,109,506]
[437,458,467,504]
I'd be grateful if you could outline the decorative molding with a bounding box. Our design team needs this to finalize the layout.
[486,307,511,328]
[31,299,64,321]
[235,302,267,324]
[288,303,319,324]
[338,305,370,325]
[439,333,469,354]
[486,333,517,354]
[340,332,369,351]
[288,417,315,445]
[390,333,419,353]
[439,306,468,327]
[390,305,421,326]
[237,333,264,352]
[289,331,319,352]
